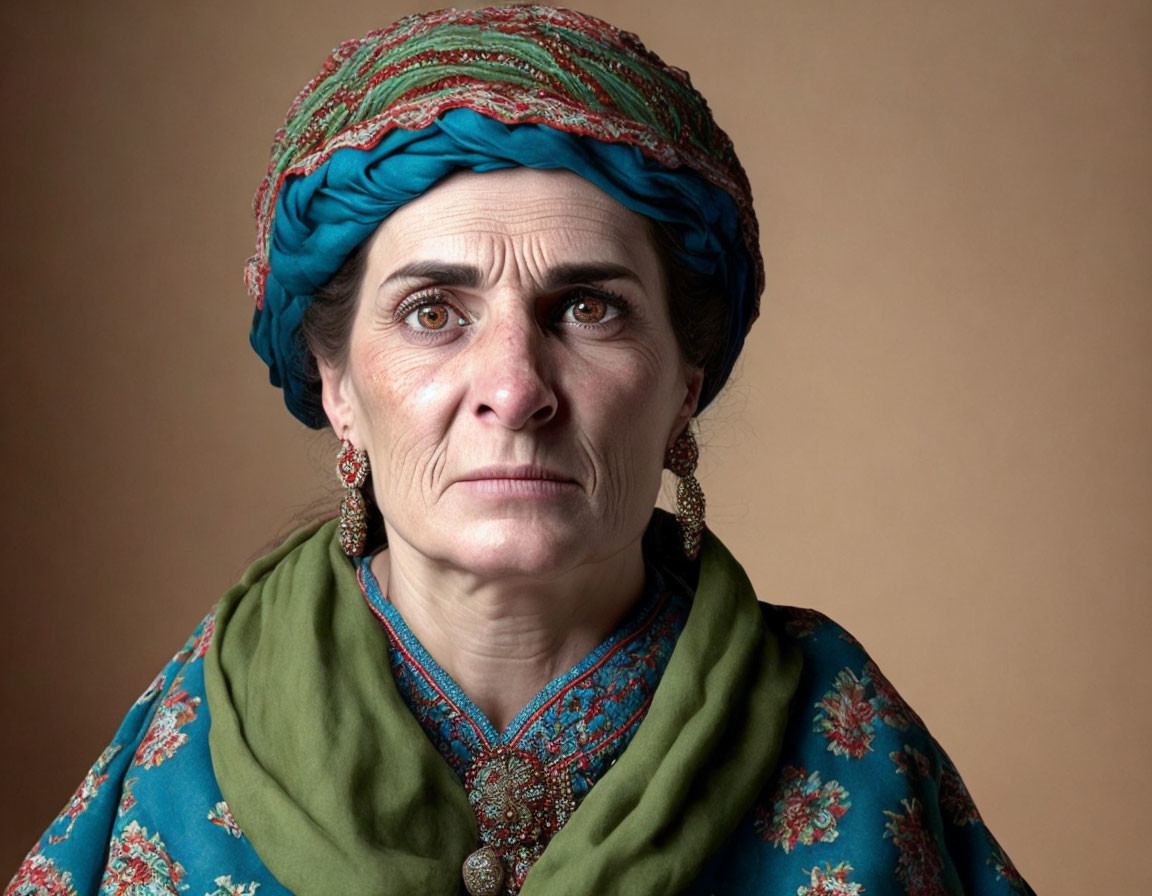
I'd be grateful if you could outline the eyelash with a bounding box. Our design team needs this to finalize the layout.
[394,289,469,337]
[554,288,630,328]
[392,287,631,336]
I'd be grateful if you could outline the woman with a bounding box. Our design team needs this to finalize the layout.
[8,7,1033,896]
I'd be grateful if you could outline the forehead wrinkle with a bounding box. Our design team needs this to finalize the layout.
[388,207,638,250]
[366,169,657,292]
[383,170,637,233]
[378,221,644,291]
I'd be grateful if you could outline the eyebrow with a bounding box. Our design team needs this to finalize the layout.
[542,262,641,290]
[381,261,484,289]
[379,260,642,290]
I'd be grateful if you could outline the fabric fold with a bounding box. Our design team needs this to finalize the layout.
[205,520,478,894]
[520,530,802,895]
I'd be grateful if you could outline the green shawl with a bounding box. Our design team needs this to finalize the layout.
[205,520,802,895]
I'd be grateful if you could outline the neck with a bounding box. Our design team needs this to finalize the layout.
[370,537,647,732]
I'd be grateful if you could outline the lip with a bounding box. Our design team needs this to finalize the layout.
[456,464,576,483]
[452,465,580,497]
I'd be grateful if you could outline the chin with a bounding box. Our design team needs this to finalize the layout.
[441,516,617,581]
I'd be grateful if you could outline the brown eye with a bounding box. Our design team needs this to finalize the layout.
[570,297,607,324]
[557,292,624,328]
[398,292,469,334]
[415,304,451,330]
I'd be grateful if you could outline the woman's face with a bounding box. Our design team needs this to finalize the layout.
[320,168,703,581]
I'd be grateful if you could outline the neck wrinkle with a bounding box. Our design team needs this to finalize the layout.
[370,536,647,732]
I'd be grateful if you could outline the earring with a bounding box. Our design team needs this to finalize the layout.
[666,429,705,560]
[336,438,369,557]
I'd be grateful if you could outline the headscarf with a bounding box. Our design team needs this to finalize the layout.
[247,5,763,428]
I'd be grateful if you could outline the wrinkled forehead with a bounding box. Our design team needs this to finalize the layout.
[364,169,660,280]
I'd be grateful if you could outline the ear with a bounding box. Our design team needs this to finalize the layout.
[668,365,705,448]
[317,356,360,442]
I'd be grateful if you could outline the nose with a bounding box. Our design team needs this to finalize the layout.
[470,314,558,430]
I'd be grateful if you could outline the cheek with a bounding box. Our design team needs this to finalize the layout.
[575,346,685,501]
[351,346,462,502]
[594,335,686,430]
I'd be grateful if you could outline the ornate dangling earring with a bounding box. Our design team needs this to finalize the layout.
[665,428,705,560]
[336,438,370,557]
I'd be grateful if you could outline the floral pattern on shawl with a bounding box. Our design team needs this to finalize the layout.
[755,766,851,853]
[987,838,1030,894]
[783,608,829,640]
[186,616,215,662]
[813,659,924,759]
[883,798,948,896]
[3,611,275,896]
[133,677,200,769]
[890,743,935,780]
[813,668,879,759]
[118,777,138,817]
[204,877,260,896]
[864,659,923,731]
[135,672,166,708]
[940,755,982,826]
[797,862,864,896]
[6,851,77,896]
[99,820,187,895]
[207,801,244,839]
[48,744,122,844]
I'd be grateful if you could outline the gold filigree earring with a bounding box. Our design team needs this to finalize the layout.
[665,428,705,560]
[336,438,369,557]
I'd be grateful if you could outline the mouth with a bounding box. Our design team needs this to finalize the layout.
[453,465,580,497]
[458,464,575,483]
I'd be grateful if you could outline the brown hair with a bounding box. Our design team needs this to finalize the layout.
[648,220,729,383]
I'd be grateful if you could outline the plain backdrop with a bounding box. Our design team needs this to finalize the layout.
[2,2,1150,892]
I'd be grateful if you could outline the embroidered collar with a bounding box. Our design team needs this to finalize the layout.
[357,560,689,893]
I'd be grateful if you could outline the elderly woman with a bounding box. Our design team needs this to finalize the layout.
[9,7,1032,896]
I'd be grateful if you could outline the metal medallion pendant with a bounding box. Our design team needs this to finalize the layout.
[462,846,505,896]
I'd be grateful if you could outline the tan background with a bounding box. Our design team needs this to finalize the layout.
[2,1,1149,891]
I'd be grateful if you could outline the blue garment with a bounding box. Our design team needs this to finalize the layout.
[688,605,1033,896]
[8,566,1032,895]
[6,615,291,896]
